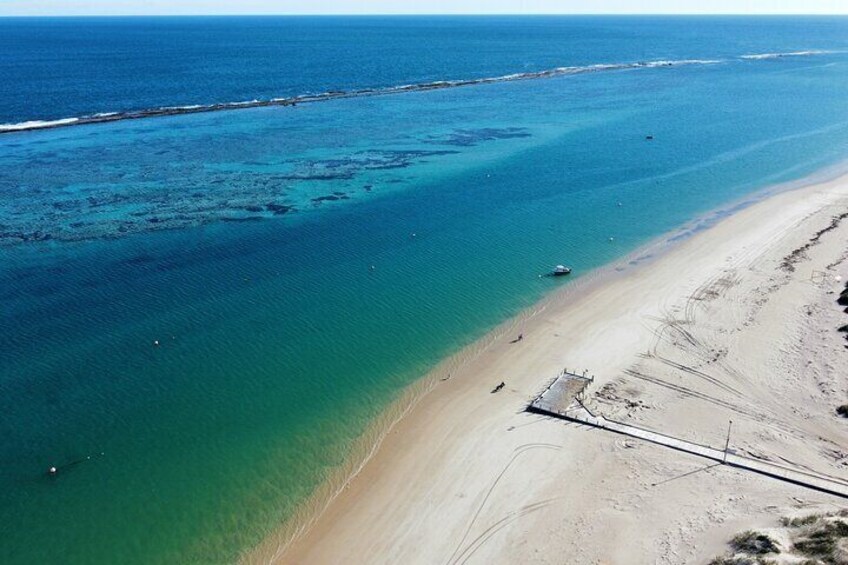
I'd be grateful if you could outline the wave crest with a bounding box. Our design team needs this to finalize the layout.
[0,50,836,134]
[740,49,837,60]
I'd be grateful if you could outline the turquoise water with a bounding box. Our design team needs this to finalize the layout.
[3,17,848,564]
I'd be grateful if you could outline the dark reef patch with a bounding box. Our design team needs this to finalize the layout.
[221,216,263,223]
[425,127,532,147]
[1,122,532,247]
[312,194,349,203]
[265,203,293,215]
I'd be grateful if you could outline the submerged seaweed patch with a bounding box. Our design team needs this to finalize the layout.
[265,203,294,215]
[0,119,534,247]
[424,127,532,147]
[0,147,460,245]
[0,135,493,245]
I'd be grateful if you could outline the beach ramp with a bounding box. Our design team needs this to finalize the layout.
[529,369,593,415]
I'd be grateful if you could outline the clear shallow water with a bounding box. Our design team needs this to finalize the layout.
[2,16,848,564]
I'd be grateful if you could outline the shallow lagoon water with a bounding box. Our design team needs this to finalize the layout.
[2,18,848,564]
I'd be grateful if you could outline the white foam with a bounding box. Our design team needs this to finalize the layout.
[0,117,79,132]
[160,104,203,111]
[741,50,836,60]
[0,50,834,135]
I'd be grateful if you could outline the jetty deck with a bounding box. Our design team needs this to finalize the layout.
[529,372,848,500]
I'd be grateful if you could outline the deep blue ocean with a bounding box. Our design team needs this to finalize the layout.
[2,16,848,126]
[2,16,848,564]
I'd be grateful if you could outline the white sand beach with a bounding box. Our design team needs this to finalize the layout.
[257,171,848,564]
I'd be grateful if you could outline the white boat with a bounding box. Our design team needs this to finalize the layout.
[552,265,572,276]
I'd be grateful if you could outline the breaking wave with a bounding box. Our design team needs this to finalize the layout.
[1,117,81,132]
[0,50,836,134]
[740,49,838,60]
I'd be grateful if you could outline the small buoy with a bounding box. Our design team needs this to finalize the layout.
[411,233,416,238]
[609,237,615,242]
[370,265,375,270]
[153,340,160,347]
[617,202,623,207]
[49,466,57,475]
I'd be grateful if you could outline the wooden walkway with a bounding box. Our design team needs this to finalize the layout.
[529,376,848,500]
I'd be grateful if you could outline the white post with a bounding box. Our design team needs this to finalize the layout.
[723,420,733,464]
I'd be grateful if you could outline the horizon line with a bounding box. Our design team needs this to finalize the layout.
[2,12,848,18]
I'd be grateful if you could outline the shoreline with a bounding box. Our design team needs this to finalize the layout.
[244,163,848,563]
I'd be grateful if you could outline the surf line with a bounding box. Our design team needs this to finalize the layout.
[1,50,840,135]
[1,58,726,134]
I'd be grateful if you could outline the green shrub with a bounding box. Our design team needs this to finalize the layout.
[731,531,781,555]
[708,557,771,565]
[793,520,848,563]
[782,515,822,527]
